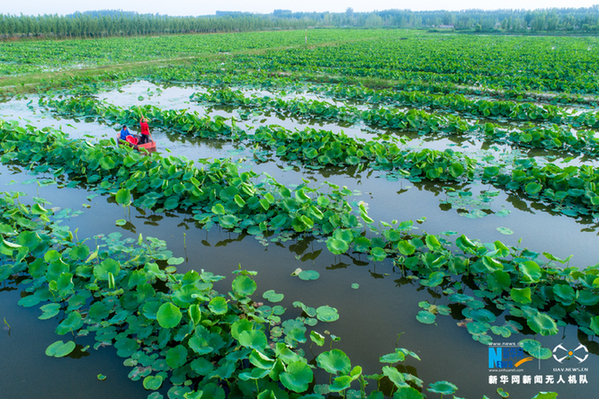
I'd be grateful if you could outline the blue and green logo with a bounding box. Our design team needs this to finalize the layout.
[489,347,533,369]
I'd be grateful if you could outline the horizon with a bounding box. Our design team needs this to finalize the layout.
[3,1,599,18]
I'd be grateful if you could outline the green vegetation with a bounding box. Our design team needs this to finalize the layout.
[2,6,599,40]
[2,27,599,398]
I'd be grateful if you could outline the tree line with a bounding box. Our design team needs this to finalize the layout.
[2,6,599,39]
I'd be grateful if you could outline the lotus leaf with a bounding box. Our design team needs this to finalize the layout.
[232,275,257,297]
[428,380,458,395]
[143,375,163,390]
[298,270,320,281]
[239,330,268,351]
[316,305,339,322]
[317,349,351,374]
[263,289,285,303]
[280,361,313,393]
[45,340,76,357]
[156,303,182,329]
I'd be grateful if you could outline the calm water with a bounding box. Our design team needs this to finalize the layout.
[1,83,598,399]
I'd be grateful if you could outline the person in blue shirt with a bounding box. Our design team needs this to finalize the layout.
[119,125,132,141]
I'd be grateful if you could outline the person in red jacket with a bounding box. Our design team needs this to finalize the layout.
[139,117,152,144]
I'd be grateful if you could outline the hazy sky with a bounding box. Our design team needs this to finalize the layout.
[3,0,599,16]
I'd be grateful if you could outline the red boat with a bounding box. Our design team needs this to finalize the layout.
[118,135,157,153]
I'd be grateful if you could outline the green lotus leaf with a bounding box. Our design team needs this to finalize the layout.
[552,284,575,305]
[382,366,407,388]
[56,311,83,335]
[397,240,416,256]
[317,349,351,374]
[115,188,131,206]
[93,258,120,281]
[166,345,188,368]
[329,375,352,392]
[69,244,89,261]
[510,287,531,304]
[519,339,552,359]
[352,236,370,253]
[231,319,253,340]
[188,304,202,325]
[428,380,458,395]
[298,270,320,281]
[497,387,509,398]
[190,357,214,376]
[469,308,496,323]
[310,331,325,347]
[39,303,61,320]
[249,349,275,369]
[45,340,76,357]
[379,349,406,364]
[369,247,387,261]
[519,260,543,284]
[326,237,349,255]
[466,321,489,335]
[156,303,182,329]
[275,342,303,364]
[143,375,163,390]
[496,227,513,235]
[239,330,268,351]
[531,392,558,399]
[232,275,257,297]
[208,297,228,315]
[211,203,225,215]
[263,289,285,303]
[240,367,271,381]
[195,383,224,399]
[416,310,436,324]
[525,182,543,196]
[527,311,558,336]
[393,386,424,399]
[280,361,313,393]
[316,305,339,322]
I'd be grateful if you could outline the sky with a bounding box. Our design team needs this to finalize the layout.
[3,0,599,17]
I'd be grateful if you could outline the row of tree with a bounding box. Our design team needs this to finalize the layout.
[2,6,599,39]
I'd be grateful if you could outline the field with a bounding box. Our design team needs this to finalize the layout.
[1,29,599,399]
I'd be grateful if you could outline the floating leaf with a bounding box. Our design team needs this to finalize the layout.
[496,227,513,235]
[351,283,359,289]
[416,311,436,324]
[263,290,284,303]
[526,312,558,336]
[519,339,552,359]
[298,270,320,281]
[143,375,163,390]
[316,305,339,322]
[45,340,76,357]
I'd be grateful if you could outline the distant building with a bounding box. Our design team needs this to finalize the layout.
[438,25,454,29]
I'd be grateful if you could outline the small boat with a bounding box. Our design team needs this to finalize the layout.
[118,135,157,153]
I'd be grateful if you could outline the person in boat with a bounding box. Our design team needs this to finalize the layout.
[119,125,132,141]
[139,117,152,145]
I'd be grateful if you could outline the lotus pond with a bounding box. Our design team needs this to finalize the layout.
[3,30,599,399]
